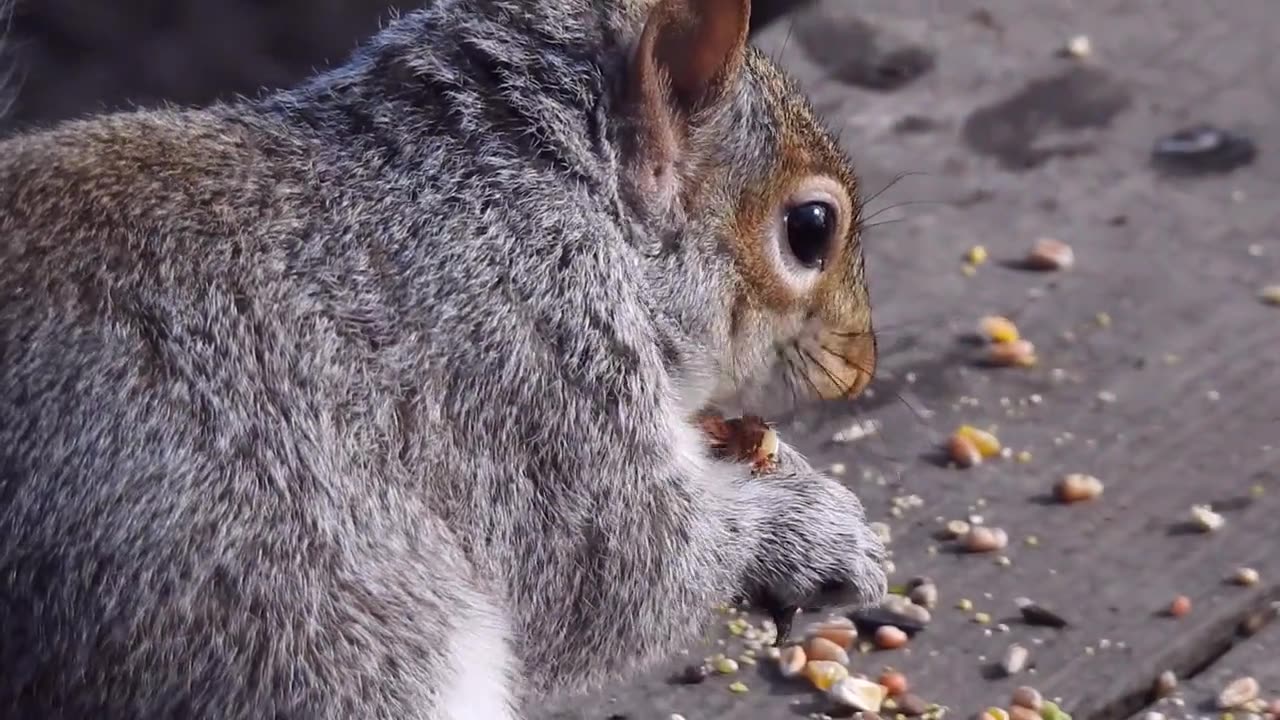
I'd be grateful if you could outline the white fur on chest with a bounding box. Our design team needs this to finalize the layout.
[439,600,516,720]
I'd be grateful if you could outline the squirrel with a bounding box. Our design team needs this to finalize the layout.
[0,0,886,718]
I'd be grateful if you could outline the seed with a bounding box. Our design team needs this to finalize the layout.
[1026,237,1075,270]
[756,427,780,465]
[1260,285,1280,306]
[777,644,807,677]
[878,670,908,696]
[974,612,992,624]
[983,708,1010,720]
[963,526,1009,553]
[808,620,859,649]
[947,434,982,468]
[955,424,1002,457]
[713,656,739,674]
[1063,34,1092,58]
[979,316,1021,344]
[988,339,1038,367]
[1055,473,1104,503]
[1143,713,1166,720]
[1010,706,1040,720]
[908,580,938,609]
[1002,643,1029,675]
[1232,567,1260,586]
[1169,595,1192,618]
[957,598,974,612]
[1011,686,1043,710]
[874,625,908,649]
[1191,504,1225,531]
[897,694,929,717]
[945,519,971,538]
[1218,676,1259,710]
[805,636,850,665]
[804,660,849,691]
[967,245,989,265]
[1267,698,1280,716]
[727,680,749,693]
[829,677,886,712]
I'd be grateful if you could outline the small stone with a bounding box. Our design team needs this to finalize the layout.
[1152,125,1258,175]
[1055,474,1104,503]
[777,644,807,678]
[671,663,708,685]
[712,656,739,674]
[804,660,850,691]
[1232,567,1260,586]
[1010,706,1040,720]
[1192,504,1225,531]
[1026,238,1075,271]
[806,636,850,665]
[908,580,938,609]
[1011,686,1043,710]
[1002,643,1029,675]
[1155,670,1178,697]
[896,694,929,717]
[963,526,1009,553]
[1218,676,1259,710]
[1015,598,1071,629]
[875,625,909,649]
[829,677,887,712]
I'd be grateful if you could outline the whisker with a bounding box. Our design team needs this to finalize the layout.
[857,171,930,217]
[817,343,932,429]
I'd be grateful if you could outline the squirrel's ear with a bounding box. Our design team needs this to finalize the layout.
[624,0,751,202]
[631,0,751,115]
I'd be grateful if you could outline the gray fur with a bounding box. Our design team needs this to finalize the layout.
[0,1,887,718]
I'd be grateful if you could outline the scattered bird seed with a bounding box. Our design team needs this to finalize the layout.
[1232,567,1260,586]
[829,677,886,712]
[1168,595,1192,618]
[1155,670,1178,697]
[1055,473,1104,503]
[1002,643,1030,675]
[967,245,989,265]
[713,656,739,674]
[833,419,881,444]
[1217,676,1259,710]
[944,519,971,539]
[897,694,929,717]
[1009,706,1040,720]
[955,424,1002,457]
[908,579,938,609]
[807,619,859,649]
[1261,285,1280,306]
[1143,712,1166,720]
[727,680,749,693]
[1026,238,1075,271]
[947,434,982,468]
[983,708,1010,720]
[979,316,1021,343]
[851,607,927,637]
[963,526,1009,553]
[957,598,974,612]
[1063,34,1092,58]
[1191,504,1225,532]
[778,644,807,678]
[1012,686,1043,710]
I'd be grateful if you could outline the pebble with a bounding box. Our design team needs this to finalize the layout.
[1055,473,1104,503]
[1026,237,1075,271]
[829,677,886,712]
[804,660,850,691]
[908,579,938,609]
[671,663,708,685]
[1002,643,1029,675]
[778,644,807,677]
[1009,706,1040,720]
[963,526,1009,553]
[1218,676,1259,710]
[1191,504,1225,531]
[1152,125,1258,175]
[1169,595,1192,618]
[896,693,929,717]
[875,625,909,649]
[1155,669,1178,697]
[806,636,850,665]
[1011,686,1043,710]
[1233,567,1261,586]
[878,670,908,696]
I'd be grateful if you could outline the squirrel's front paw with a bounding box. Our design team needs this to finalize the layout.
[740,445,888,642]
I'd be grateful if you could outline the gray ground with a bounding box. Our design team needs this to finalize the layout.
[4,1,1278,719]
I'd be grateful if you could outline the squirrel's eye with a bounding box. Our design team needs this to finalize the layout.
[784,201,837,270]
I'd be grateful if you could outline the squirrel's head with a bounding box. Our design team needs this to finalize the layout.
[618,0,875,413]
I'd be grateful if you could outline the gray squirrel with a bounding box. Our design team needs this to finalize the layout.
[0,0,887,718]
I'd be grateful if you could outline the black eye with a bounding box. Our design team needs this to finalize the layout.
[784,201,837,270]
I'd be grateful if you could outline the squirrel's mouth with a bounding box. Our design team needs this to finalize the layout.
[780,324,877,402]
